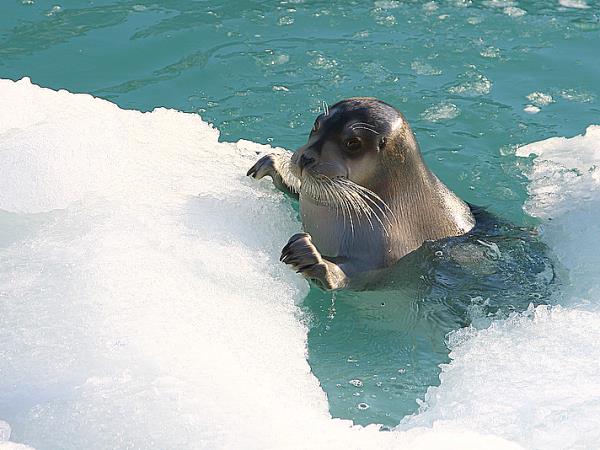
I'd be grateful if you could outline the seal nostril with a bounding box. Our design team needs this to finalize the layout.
[299,154,315,169]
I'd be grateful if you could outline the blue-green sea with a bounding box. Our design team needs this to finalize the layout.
[1,0,600,446]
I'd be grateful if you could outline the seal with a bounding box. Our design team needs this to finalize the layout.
[247,98,475,289]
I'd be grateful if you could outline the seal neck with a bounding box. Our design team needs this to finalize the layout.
[374,138,474,261]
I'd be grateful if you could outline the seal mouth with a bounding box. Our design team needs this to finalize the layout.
[296,161,350,183]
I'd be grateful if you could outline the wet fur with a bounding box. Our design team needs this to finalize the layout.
[248,98,475,289]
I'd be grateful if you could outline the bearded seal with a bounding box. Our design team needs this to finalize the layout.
[247,98,475,290]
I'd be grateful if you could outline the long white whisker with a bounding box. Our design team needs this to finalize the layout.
[343,180,397,225]
[299,173,399,238]
[337,178,397,236]
[332,178,376,232]
[329,177,357,235]
[345,185,374,230]
[346,183,387,234]
[351,126,380,135]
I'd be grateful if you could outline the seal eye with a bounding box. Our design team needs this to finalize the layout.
[312,120,320,133]
[345,137,362,153]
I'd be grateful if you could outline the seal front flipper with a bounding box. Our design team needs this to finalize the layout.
[280,233,348,290]
[247,153,301,198]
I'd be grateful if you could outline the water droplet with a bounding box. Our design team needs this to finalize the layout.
[46,5,61,16]
[349,379,363,388]
[278,16,294,26]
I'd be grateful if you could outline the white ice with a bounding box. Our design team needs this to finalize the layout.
[0,78,598,449]
[398,125,600,449]
[558,0,590,9]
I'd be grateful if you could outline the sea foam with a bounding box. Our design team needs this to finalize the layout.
[0,78,597,449]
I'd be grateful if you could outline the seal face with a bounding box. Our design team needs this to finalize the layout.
[247,97,475,289]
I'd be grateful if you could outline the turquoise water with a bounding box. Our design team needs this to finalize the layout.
[2,0,599,430]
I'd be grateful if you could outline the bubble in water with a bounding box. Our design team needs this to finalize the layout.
[467,16,484,25]
[411,60,442,76]
[349,379,363,388]
[527,92,554,107]
[374,0,401,9]
[257,50,289,66]
[46,5,61,16]
[560,89,595,103]
[423,2,439,12]
[357,402,370,410]
[372,11,398,27]
[421,103,460,122]
[278,16,294,26]
[503,6,526,17]
[482,0,516,7]
[448,71,492,96]
[480,46,501,58]
[309,53,338,70]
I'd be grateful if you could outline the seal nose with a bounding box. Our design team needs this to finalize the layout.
[298,153,315,171]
